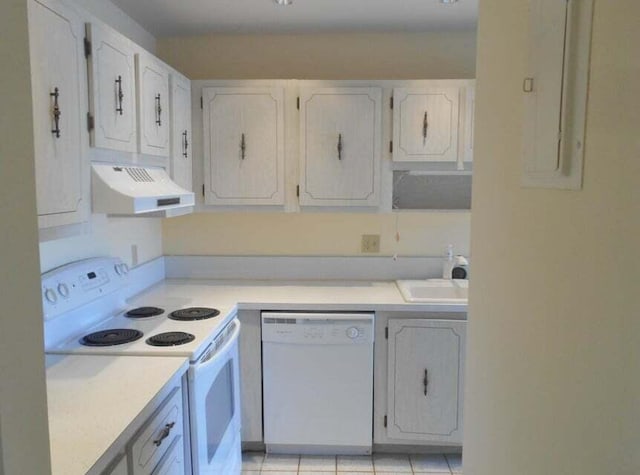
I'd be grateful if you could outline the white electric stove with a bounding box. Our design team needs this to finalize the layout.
[41,257,242,475]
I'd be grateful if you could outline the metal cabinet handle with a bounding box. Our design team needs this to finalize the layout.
[240,133,246,160]
[182,130,188,158]
[50,87,61,138]
[115,75,124,115]
[155,94,162,126]
[423,369,429,396]
[337,133,343,160]
[422,111,429,142]
[153,421,175,447]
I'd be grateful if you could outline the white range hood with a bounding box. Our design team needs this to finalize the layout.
[91,164,195,216]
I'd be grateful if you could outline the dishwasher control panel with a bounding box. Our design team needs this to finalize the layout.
[261,312,374,344]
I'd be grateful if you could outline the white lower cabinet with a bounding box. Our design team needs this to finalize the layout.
[151,436,184,475]
[385,318,466,444]
[104,453,128,475]
[130,386,185,475]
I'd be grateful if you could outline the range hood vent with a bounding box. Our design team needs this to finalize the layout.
[91,164,195,217]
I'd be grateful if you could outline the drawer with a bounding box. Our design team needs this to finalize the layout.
[130,386,184,475]
[151,436,184,475]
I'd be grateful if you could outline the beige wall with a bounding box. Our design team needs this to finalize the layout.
[0,1,51,473]
[158,31,476,80]
[163,212,470,257]
[464,1,640,474]
[158,31,476,258]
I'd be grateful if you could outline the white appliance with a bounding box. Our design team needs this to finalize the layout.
[41,257,242,475]
[91,164,194,216]
[261,312,374,455]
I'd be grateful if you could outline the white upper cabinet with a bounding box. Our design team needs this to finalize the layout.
[299,87,382,207]
[522,0,593,190]
[136,51,170,157]
[202,86,285,205]
[387,319,466,444]
[392,87,460,163]
[170,72,192,191]
[28,0,87,229]
[85,22,137,153]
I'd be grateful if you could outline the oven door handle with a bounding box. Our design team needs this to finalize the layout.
[194,319,241,371]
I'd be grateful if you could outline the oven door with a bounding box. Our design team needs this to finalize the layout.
[188,319,242,475]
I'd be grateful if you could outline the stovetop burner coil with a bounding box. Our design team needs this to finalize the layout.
[169,307,220,321]
[80,329,143,347]
[146,332,196,347]
[125,306,164,319]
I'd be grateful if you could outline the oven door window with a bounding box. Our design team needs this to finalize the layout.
[206,359,235,462]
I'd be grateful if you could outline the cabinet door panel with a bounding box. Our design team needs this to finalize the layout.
[28,0,86,229]
[203,87,285,205]
[393,88,459,162]
[86,22,136,152]
[387,319,465,443]
[137,52,170,157]
[300,87,381,206]
[170,73,192,191]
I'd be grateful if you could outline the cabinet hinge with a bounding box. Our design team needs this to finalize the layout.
[390,97,394,109]
[87,113,94,132]
[385,327,388,339]
[83,37,91,58]
[384,415,387,427]
[202,184,205,197]
[296,185,300,197]
[296,97,300,110]
[389,141,393,154]
[200,96,203,109]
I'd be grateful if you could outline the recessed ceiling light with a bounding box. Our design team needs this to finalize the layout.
[274,0,293,5]
[440,0,459,4]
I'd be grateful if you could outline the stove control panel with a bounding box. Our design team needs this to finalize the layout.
[41,257,128,321]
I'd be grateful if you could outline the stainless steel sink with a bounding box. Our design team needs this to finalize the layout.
[396,279,468,303]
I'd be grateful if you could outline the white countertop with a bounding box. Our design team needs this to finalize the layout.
[143,279,468,314]
[46,354,189,475]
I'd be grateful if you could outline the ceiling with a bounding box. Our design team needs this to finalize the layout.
[110,0,478,37]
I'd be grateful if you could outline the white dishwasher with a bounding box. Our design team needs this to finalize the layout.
[261,312,374,455]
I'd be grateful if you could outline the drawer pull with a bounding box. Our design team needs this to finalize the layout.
[153,422,175,447]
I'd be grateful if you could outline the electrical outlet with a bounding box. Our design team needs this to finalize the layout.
[361,234,381,253]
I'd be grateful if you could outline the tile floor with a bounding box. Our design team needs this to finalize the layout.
[241,452,462,474]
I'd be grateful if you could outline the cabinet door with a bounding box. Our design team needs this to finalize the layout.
[137,52,170,157]
[393,88,460,162]
[104,453,128,475]
[203,87,285,205]
[387,319,466,444]
[151,436,184,475]
[86,22,136,153]
[170,72,192,191]
[28,0,86,229]
[299,87,381,207]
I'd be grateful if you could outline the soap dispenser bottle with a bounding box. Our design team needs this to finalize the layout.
[442,244,455,279]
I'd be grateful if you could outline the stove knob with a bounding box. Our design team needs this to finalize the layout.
[121,263,129,275]
[57,283,69,298]
[346,327,360,339]
[114,264,122,276]
[44,288,57,304]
